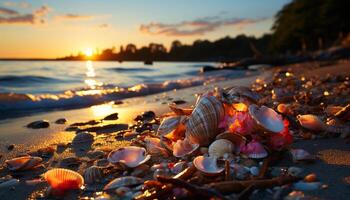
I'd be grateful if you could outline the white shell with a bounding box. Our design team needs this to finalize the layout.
[186,96,224,146]
[208,139,234,158]
[297,114,325,131]
[173,138,199,157]
[103,176,142,190]
[84,166,104,184]
[249,104,284,133]
[5,156,42,171]
[193,156,224,176]
[107,146,151,168]
[72,131,94,145]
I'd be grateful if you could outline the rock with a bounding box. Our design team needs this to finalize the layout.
[7,144,15,151]
[114,100,124,105]
[26,120,50,129]
[172,100,187,105]
[55,118,67,124]
[134,111,156,121]
[103,112,119,120]
[80,124,129,134]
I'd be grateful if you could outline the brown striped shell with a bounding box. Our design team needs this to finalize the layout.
[185,96,224,146]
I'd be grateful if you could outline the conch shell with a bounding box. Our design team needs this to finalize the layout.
[249,104,284,134]
[44,168,84,191]
[5,156,42,171]
[173,138,199,157]
[193,156,224,176]
[185,96,224,146]
[297,114,325,131]
[107,146,151,168]
[208,139,234,158]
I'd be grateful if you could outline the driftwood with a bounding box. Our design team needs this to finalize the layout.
[206,175,301,194]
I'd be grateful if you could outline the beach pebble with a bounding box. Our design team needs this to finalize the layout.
[103,112,119,120]
[304,173,317,182]
[72,131,94,145]
[55,118,67,124]
[26,120,50,129]
[287,167,304,177]
[7,144,15,151]
[250,166,259,176]
[114,100,124,105]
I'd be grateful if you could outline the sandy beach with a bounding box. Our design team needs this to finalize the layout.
[1,60,350,199]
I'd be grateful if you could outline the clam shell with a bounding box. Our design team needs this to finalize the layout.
[144,137,169,156]
[5,156,42,171]
[107,146,151,168]
[72,131,94,145]
[44,168,84,191]
[173,138,199,157]
[186,96,224,146]
[84,166,104,184]
[290,149,315,162]
[297,114,326,131]
[193,156,224,176]
[103,176,142,190]
[208,139,234,158]
[249,104,284,133]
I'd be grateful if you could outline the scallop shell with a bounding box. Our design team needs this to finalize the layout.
[84,166,104,184]
[185,96,224,146]
[290,149,315,162]
[173,138,199,157]
[240,140,268,159]
[107,146,151,168]
[226,86,261,104]
[103,176,142,190]
[208,139,234,158]
[5,156,42,171]
[157,116,186,140]
[193,156,224,176]
[297,114,326,131]
[72,131,94,145]
[44,168,84,191]
[249,104,284,133]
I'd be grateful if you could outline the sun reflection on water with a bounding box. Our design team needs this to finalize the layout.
[84,60,102,89]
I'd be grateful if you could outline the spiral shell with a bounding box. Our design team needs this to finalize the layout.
[249,104,284,134]
[185,96,224,146]
[193,156,224,176]
[103,176,142,190]
[72,131,94,145]
[5,156,42,171]
[107,146,151,168]
[84,166,104,184]
[44,168,84,191]
[208,139,234,158]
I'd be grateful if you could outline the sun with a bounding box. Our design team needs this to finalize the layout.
[84,48,93,57]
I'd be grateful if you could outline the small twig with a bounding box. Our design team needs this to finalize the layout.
[257,155,272,179]
[225,160,231,181]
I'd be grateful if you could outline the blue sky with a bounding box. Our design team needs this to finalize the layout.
[0,0,290,58]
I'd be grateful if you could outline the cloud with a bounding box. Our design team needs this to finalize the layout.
[3,1,31,8]
[0,7,18,15]
[0,5,51,25]
[55,14,93,20]
[140,17,267,36]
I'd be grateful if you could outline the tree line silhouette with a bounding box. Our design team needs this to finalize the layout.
[59,0,350,61]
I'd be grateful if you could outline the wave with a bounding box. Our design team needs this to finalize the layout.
[107,67,154,72]
[0,75,63,84]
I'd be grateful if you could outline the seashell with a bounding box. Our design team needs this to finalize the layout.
[173,138,199,157]
[169,104,193,116]
[84,166,104,184]
[208,139,234,158]
[150,163,169,171]
[290,149,315,163]
[287,167,304,177]
[103,176,142,190]
[230,163,249,180]
[60,157,81,168]
[144,137,170,157]
[334,104,350,120]
[44,168,84,191]
[249,166,259,176]
[285,191,305,200]
[216,132,247,150]
[297,114,326,131]
[0,179,19,189]
[153,168,171,179]
[87,150,106,159]
[107,146,151,168]
[293,181,321,191]
[5,156,42,171]
[94,158,110,167]
[240,140,268,159]
[249,104,284,133]
[170,161,189,174]
[185,96,224,146]
[72,131,94,145]
[226,86,261,104]
[193,156,224,176]
[131,164,150,177]
[157,116,186,141]
[116,186,132,197]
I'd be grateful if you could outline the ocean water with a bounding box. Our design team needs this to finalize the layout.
[0,61,248,119]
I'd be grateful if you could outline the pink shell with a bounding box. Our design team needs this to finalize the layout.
[240,140,268,159]
[44,168,84,191]
[173,138,199,157]
[107,146,151,168]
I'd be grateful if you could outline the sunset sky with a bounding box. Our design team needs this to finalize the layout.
[0,0,290,58]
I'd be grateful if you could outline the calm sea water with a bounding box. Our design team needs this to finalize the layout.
[0,61,248,119]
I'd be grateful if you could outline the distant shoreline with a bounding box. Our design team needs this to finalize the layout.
[0,58,219,62]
